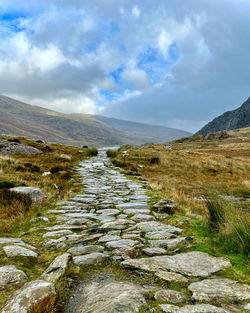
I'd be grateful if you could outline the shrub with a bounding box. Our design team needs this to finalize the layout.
[50,166,68,174]
[8,138,21,144]
[106,150,118,158]
[85,148,98,157]
[0,181,15,189]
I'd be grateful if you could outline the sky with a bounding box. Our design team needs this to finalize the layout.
[0,0,249,133]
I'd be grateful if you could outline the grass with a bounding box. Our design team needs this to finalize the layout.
[107,128,250,282]
[0,135,96,233]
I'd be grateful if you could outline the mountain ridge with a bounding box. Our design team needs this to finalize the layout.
[0,95,191,147]
[197,97,250,134]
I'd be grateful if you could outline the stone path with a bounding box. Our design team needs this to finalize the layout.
[1,151,250,313]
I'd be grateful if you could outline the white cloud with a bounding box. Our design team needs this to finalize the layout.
[132,5,140,18]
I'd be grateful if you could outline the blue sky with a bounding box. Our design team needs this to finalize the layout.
[0,0,249,132]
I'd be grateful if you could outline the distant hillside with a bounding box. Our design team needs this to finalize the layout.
[197,97,250,135]
[0,95,191,147]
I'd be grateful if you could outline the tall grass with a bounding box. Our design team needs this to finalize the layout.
[206,191,249,256]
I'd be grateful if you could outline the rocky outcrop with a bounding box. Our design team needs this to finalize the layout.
[197,96,250,134]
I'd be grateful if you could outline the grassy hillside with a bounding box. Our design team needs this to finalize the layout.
[0,95,191,147]
[107,127,250,275]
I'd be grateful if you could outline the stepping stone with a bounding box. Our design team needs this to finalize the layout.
[43,230,73,238]
[188,278,250,303]
[155,289,185,304]
[116,202,148,210]
[3,246,38,258]
[131,214,155,222]
[122,251,231,277]
[147,231,177,240]
[1,280,56,313]
[68,245,104,256]
[124,208,150,215]
[136,221,183,234]
[155,271,189,284]
[77,281,148,313]
[41,253,71,282]
[0,265,27,289]
[142,247,167,256]
[106,239,139,250]
[149,237,188,248]
[159,304,229,313]
[98,235,121,243]
[73,253,108,265]
[44,225,87,231]
[96,209,120,215]
[66,218,88,225]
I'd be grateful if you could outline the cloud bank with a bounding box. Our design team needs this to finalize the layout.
[0,0,249,132]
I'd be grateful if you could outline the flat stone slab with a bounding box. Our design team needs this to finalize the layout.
[155,289,185,304]
[3,246,38,258]
[142,247,167,256]
[98,235,121,243]
[116,202,148,210]
[106,239,138,250]
[77,281,148,313]
[0,265,27,289]
[155,271,189,284]
[96,209,120,215]
[149,237,187,248]
[73,253,108,265]
[131,214,154,222]
[0,237,35,249]
[68,245,104,256]
[41,253,71,283]
[136,221,183,234]
[159,304,229,313]
[124,208,150,215]
[43,230,73,238]
[122,251,231,277]
[147,231,177,240]
[188,278,250,303]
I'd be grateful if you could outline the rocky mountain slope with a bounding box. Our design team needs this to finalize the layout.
[0,95,190,147]
[197,97,250,134]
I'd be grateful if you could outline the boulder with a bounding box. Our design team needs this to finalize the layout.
[1,280,56,313]
[3,245,38,258]
[188,278,250,303]
[153,199,177,214]
[41,253,71,282]
[10,187,46,206]
[159,304,229,313]
[0,142,42,156]
[77,281,148,313]
[122,251,231,277]
[0,265,27,289]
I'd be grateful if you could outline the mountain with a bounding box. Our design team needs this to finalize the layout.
[197,97,250,135]
[0,95,191,147]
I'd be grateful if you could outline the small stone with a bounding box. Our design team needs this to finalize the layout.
[3,246,38,258]
[0,265,27,289]
[131,214,155,222]
[73,253,108,265]
[68,245,104,256]
[98,235,121,243]
[142,248,167,256]
[1,280,56,313]
[153,199,177,214]
[41,253,71,282]
[154,289,185,304]
[106,239,138,250]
